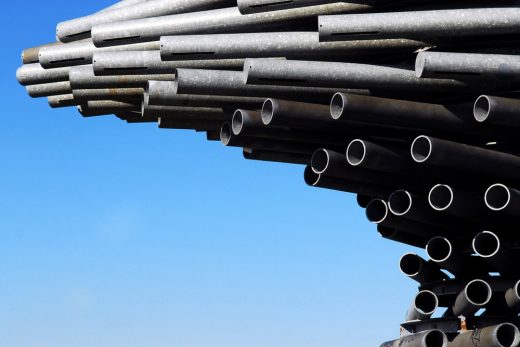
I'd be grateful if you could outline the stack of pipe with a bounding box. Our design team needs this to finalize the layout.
[16,1,520,346]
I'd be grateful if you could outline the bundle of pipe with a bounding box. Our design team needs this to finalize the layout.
[16,1,520,346]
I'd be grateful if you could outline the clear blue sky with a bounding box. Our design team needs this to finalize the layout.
[1,2,420,347]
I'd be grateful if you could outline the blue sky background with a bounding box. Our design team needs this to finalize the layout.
[1,2,419,346]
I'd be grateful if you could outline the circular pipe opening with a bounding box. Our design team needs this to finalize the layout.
[474,95,491,123]
[366,199,388,224]
[485,184,511,211]
[400,253,422,277]
[220,122,232,146]
[231,110,244,135]
[303,165,320,186]
[243,147,253,159]
[428,184,453,211]
[415,53,427,78]
[426,237,452,263]
[346,139,366,166]
[473,231,500,258]
[465,279,492,306]
[311,149,330,174]
[496,323,519,347]
[330,93,346,120]
[411,136,432,163]
[389,190,412,216]
[261,99,275,125]
[424,330,446,347]
[415,291,438,315]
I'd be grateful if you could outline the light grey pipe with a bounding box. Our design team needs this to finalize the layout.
[380,330,447,347]
[93,50,244,76]
[56,0,236,42]
[416,51,520,80]
[78,100,141,117]
[69,65,172,89]
[318,8,520,42]
[450,323,520,347]
[26,81,72,98]
[91,4,373,47]
[237,0,378,14]
[39,40,160,69]
[452,279,492,316]
[72,88,144,102]
[159,32,425,61]
[16,63,70,86]
[48,94,76,108]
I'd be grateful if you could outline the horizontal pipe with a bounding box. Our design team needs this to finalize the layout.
[376,225,429,248]
[221,122,318,154]
[416,51,520,80]
[39,40,160,69]
[243,147,310,165]
[146,80,265,109]
[91,5,374,46]
[426,236,486,277]
[78,100,141,117]
[233,109,350,146]
[411,135,520,183]
[399,253,448,284]
[357,194,372,208]
[175,68,348,103]
[244,58,481,93]
[158,117,222,131]
[472,231,518,274]
[474,95,520,127]
[16,64,70,86]
[57,0,235,42]
[160,31,426,61]
[452,279,492,316]
[505,280,520,313]
[318,8,520,42]
[143,104,232,121]
[237,0,377,14]
[451,323,520,347]
[69,65,172,89]
[26,81,72,98]
[406,290,438,321]
[305,167,390,197]
[380,330,447,347]
[428,184,491,222]
[346,139,411,174]
[47,94,76,108]
[93,50,244,76]
[21,41,63,64]
[72,88,144,102]
[330,92,512,140]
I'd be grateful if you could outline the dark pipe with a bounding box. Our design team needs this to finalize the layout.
[406,290,438,321]
[306,168,391,197]
[485,183,520,218]
[376,225,429,249]
[452,279,493,316]
[474,95,520,127]
[399,253,448,284]
[243,147,310,165]
[450,323,519,347]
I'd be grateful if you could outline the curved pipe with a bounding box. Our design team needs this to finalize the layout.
[452,279,492,316]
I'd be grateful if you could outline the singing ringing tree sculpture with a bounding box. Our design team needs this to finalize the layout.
[16,0,520,346]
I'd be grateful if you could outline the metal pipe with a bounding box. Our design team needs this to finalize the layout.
[505,280,520,313]
[346,139,411,174]
[411,136,520,183]
[91,5,334,47]
[244,58,478,93]
[78,100,141,117]
[57,0,236,42]
[450,323,520,347]
[16,64,70,86]
[143,104,232,121]
[72,88,144,102]
[305,167,390,197]
[69,65,172,89]
[21,41,63,64]
[406,290,438,321]
[233,109,350,146]
[399,253,448,284]
[472,231,518,274]
[376,225,429,249]
[357,194,372,208]
[380,330,447,347]
[318,8,520,42]
[159,117,222,131]
[452,279,493,316]
[474,95,520,127]
[428,184,490,221]
[237,0,376,14]
[416,51,520,80]
[174,68,346,103]
[48,94,76,108]
[93,50,244,76]
[26,81,72,98]
[221,122,317,154]
[426,236,486,277]
[146,80,265,109]
[243,147,310,165]
[160,32,426,61]
[39,40,160,69]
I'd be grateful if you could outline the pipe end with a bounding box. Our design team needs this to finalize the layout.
[303,165,320,187]
[474,95,492,123]
[485,183,511,211]
[473,231,500,258]
[310,149,330,175]
[346,139,366,166]
[389,190,412,216]
[424,330,447,347]
[415,52,427,78]
[261,99,275,125]
[220,122,232,146]
[426,237,452,263]
[330,93,346,120]
[411,135,432,163]
[366,199,388,224]
[232,110,245,135]
[428,184,453,211]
